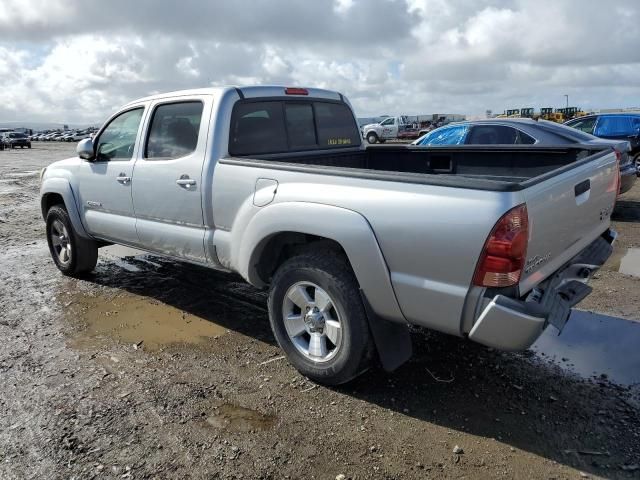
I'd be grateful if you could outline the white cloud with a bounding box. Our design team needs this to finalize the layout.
[0,0,639,125]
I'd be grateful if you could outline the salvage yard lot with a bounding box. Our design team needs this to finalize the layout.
[1,143,639,479]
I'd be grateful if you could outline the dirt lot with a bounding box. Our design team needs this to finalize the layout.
[1,143,639,480]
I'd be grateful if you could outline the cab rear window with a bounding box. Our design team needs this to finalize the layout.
[229,100,361,156]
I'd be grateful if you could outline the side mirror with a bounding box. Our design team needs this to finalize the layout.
[77,138,95,160]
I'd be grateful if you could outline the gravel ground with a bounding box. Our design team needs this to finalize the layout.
[0,143,639,480]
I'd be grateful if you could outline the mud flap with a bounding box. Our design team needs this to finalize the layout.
[360,290,412,372]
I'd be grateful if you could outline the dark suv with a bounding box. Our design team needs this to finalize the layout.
[1,132,32,149]
[565,113,640,177]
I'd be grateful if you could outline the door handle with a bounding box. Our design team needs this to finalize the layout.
[574,179,590,197]
[176,175,196,187]
[116,173,131,184]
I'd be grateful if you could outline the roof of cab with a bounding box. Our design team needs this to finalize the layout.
[124,85,343,106]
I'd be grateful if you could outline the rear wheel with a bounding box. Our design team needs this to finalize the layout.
[366,132,378,144]
[634,152,640,177]
[268,249,374,385]
[46,205,98,276]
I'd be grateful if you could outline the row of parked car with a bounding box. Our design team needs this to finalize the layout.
[409,112,640,193]
[31,130,93,142]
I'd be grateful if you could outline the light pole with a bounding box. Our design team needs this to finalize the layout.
[564,94,569,109]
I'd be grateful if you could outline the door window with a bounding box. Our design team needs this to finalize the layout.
[417,125,469,145]
[466,125,518,144]
[566,117,596,134]
[516,130,536,144]
[145,102,203,160]
[95,108,144,161]
[380,118,395,126]
[594,116,633,137]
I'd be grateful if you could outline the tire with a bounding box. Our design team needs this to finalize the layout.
[268,249,374,385]
[366,132,378,144]
[634,152,640,177]
[46,205,98,276]
[378,139,386,143]
[27,144,31,149]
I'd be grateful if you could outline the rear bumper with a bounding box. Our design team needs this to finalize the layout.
[469,229,616,350]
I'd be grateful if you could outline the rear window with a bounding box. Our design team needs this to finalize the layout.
[229,100,360,156]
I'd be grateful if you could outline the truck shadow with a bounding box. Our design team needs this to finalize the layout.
[85,253,639,477]
[346,327,639,477]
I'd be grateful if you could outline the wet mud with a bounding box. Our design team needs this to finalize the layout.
[1,144,639,479]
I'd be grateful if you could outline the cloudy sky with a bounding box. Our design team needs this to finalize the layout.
[0,0,638,125]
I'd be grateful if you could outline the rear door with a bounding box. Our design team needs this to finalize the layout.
[518,148,618,294]
[131,95,213,262]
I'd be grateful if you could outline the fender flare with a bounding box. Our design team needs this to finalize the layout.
[235,201,405,324]
[40,178,91,239]
[236,201,411,371]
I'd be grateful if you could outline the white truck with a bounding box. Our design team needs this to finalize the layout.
[361,115,429,144]
[40,85,619,385]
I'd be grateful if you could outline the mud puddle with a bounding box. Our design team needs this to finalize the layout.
[65,291,228,351]
[532,310,640,387]
[205,403,276,432]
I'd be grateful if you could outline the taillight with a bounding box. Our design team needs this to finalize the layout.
[284,87,309,95]
[473,204,529,288]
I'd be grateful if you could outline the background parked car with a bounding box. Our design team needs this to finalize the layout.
[1,132,32,149]
[412,119,636,194]
[565,113,640,176]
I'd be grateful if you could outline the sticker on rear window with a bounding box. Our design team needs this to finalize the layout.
[327,138,352,146]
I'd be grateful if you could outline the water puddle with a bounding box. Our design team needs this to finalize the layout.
[65,291,228,351]
[205,404,276,432]
[619,248,640,278]
[532,310,640,387]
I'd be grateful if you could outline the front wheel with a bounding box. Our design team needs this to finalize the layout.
[268,249,374,385]
[46,205,98,276]
[366,132,378,144]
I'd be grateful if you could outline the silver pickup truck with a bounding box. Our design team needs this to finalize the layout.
[40,86,619,385]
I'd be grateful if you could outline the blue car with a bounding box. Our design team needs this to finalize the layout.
[565,113,640,177]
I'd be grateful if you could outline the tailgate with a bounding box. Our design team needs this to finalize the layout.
[518,148,618,295]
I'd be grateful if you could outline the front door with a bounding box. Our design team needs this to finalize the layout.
[75,106,146,244]
[131,96,212,263]
[379,117,397,139]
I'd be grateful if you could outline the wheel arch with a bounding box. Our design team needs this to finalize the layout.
[40,178,91,239]
[236,202,405,324]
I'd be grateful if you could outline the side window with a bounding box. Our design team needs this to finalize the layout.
[381,118,395,126]
[567,117,597,134]
[145,102,203,160]
[95,108,144,161]
[419,125,469,145]
[285,103,316,148]
[229,101,287,155]
[517,130,536,144]
[466,125,517,144]
[594,116,633,137]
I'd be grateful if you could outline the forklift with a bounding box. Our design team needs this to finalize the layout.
[506,109,520,117]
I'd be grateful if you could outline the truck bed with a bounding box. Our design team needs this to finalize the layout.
[224,144,609,192]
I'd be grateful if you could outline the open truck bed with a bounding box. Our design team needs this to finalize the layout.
[225,144,611,191]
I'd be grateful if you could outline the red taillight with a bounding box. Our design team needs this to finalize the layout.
[284,87,308,95]
[473,204,529,288]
